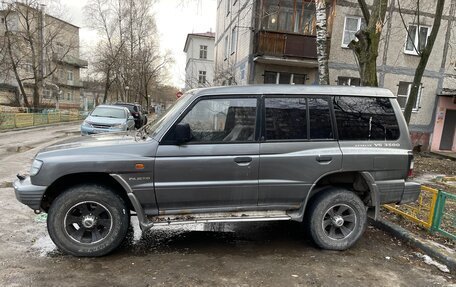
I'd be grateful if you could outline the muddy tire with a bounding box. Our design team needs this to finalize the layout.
[307,188,367,250]
[47,185,129,257]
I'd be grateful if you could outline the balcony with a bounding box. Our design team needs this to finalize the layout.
[52,53,88,68]
[256,30,317,60]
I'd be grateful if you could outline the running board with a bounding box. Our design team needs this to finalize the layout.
[148,211,292,226]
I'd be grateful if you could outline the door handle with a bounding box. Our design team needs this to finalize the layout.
[234,157,252,164]
[316,155,332,163]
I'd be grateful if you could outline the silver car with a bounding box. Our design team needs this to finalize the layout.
[80,105,135,135]
[14,85,420,256]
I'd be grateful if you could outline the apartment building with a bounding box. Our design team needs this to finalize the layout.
[0,2,87,110]
[184,32,216,90]
[215,0,456,152]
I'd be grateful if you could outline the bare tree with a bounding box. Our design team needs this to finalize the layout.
[85,0,171,107]
[315,0,329,85]
[349,0,388,87]
[0,0,78,108]
[398,0,446,124]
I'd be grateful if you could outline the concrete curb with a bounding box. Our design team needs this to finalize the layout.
[371,218,456,272]
[0,120,81,133]
[430,152,456,161]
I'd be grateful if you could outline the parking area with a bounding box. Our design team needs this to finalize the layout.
[0,124,454,287]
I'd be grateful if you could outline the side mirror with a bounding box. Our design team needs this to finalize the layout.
[128,115,134,120]
[175,123,191,144]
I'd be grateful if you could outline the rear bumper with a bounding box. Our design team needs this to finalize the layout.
[377,180,421,205]
[400,181,421,204]
[13,176,47,210]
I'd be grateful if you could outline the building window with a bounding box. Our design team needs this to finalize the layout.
[198,70,207,85]
[24,63,33,73]
[342,16,364,47]
[56,42,64,56]
[226,0,230,16]
[264,71,306,84]
[230,27,237,54]
[1,18,4,24]
[337,76,361,86]
[397,81,421,111]
[67,91,72,101]
[405,25,430,55]
[199,45,208,59]
[224,35,229,59]
[43,89,51,99]
[240,64,245,81]
[67,70,73,81]
[261,1,316,35]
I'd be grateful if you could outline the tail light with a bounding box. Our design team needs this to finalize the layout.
[407,152,414,178]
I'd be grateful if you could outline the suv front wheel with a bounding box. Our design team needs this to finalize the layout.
[47,185,130,257]
[306,188,367,250]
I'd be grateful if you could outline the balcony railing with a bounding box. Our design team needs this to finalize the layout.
[255,30,318,59]
[52,53,88,68]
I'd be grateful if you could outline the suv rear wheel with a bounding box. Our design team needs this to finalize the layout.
[47,185,130,257]
[306,188,367,250]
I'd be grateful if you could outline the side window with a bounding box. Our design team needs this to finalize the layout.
[265,98,307,140]
[333,96,400,141]
[308,98,333,139]
[179,98,257,143]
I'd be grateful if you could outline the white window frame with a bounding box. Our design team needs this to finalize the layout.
[341,16,363,48]
[337,76,361,86]
[198,70,207,85]
[230,27,237,54]
[404,24,431,55]
[199,45,208,59]
[397,82,421,112]
[67,91,72,101]
[226,0,230,16]
[224,35,229,59]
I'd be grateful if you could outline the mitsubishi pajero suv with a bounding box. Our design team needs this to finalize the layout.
[14,85,420,256]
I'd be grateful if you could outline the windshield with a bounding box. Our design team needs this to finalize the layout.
[141,94,191,139]
[91,107,126,119]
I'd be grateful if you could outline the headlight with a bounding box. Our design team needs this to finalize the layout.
[82,121,93,127]
[30,159,43,176]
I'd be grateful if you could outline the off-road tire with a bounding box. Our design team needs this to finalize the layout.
[47,184,130,257]
[306,188,367,250]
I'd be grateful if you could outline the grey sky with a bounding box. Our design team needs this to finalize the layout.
[59,0,216,88]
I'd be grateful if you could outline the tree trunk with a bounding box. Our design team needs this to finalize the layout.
[403,0,445,124]
[315,0,329,85]
[103,69,111,103]
[4,30,29,107]
[349,0,388,87]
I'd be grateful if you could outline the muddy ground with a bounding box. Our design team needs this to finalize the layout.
[0,124,455,286]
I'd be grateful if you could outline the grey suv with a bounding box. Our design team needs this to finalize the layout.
[14,85,420,256]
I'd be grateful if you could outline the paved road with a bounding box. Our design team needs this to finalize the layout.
[0,124,454,287]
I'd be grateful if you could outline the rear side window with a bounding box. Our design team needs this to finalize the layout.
[264,97,334,141]
[309,98,333,139]
[333,96,400,141]
[265,98,307,140]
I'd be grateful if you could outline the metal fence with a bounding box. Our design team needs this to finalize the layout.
[384,186,456,241]
[0,112,84,130]
[433,191,456,241]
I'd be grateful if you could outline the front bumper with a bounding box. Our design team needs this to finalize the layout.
[80,125,126,135]
[13,176,47,210]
